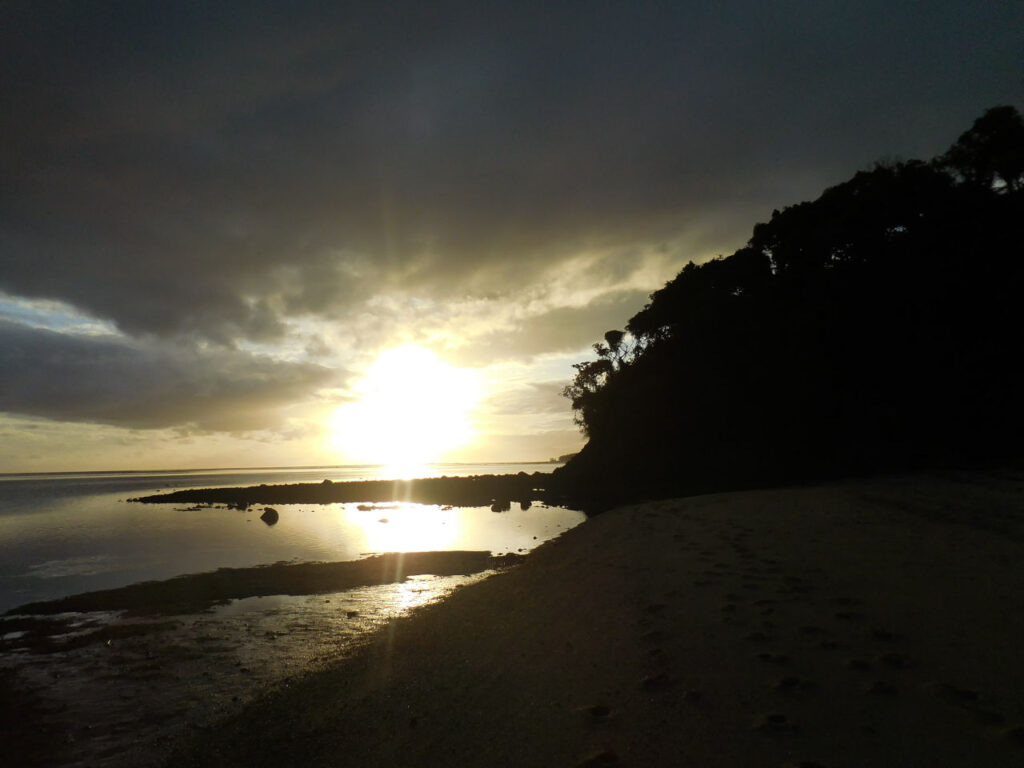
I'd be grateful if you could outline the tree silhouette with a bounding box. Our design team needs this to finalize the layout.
[553,106,1024,511]
[940,105,1024,192]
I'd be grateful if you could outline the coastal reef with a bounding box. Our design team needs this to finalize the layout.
[131,472,548,510]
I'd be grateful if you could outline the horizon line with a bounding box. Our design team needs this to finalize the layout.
[0,459,567,479]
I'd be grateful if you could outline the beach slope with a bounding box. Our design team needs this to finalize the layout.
[174,470,1024,767]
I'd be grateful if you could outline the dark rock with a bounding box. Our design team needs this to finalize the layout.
[259,508,279,526]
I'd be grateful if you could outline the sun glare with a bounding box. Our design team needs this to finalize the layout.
[330,346,481,473]
[352,503,460,553]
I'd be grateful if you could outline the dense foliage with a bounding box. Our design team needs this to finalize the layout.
[554,106,1024,510]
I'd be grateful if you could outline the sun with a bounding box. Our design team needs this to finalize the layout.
[330,346,481,473]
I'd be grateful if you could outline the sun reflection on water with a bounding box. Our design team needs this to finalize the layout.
[351,503,461,553]
[392,574,465,611]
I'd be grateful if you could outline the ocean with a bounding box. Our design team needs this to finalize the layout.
[0,463,584,614]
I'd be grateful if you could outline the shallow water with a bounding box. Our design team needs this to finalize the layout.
[0,464,584,766]
[0,464,582,613]
[2,571,499,767]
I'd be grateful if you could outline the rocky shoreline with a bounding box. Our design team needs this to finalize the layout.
[130,472,554,511]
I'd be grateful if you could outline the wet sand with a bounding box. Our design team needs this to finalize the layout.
[0,551,525,767]
[1,571,506,767]
[6,551,525,617]
[173,469,1024,767]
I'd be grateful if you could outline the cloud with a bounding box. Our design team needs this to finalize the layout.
[451,288,652,367]
[0,321,338,432]
[0,413,331,473]
[2,1,1020,349]
[0,1,1021,468]
[481,381,570,417]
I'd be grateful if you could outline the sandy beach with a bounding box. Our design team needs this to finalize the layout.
[5,469,1024,767]
[162,469,1024,767]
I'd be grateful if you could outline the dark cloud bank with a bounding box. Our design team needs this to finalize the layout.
[0,321,333,431]
[1,1,1022,434]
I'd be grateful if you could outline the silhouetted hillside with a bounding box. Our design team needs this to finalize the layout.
[552,106,1024,511]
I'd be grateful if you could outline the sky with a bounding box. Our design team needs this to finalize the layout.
[1,1,1022,472]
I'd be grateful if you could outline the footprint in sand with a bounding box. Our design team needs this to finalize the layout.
[877,651,913,669]
[867,628,899,642]
[647,646,667,661]
[777,580,814,596]
[575,748,620,767]
[864,680,897,696]
[774,675,817,694]
[753,712,798,732]
[640,672,674,692]
[833,610,864,622]
[830,596,862,606]
[641,629,669,644]
[576,703,613,722]
[1003,726,1024,746]
[924,681,978,704]
[923,683,1011,727]
[971,709,1006,725]
[756,652,791,665]
[797,625,827,636]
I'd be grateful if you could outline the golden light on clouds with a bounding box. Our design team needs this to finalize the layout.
[329,346,482,472]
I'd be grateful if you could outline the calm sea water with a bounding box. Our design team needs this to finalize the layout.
[0,463,584,614]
